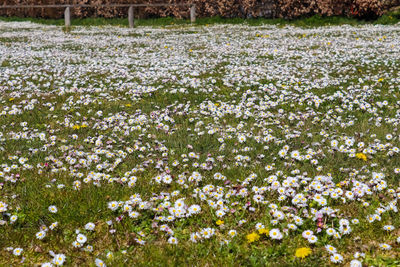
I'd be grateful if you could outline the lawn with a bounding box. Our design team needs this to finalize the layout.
[0,19,400,266]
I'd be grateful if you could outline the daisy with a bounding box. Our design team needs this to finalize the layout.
[238,135,246,143]
[325,245,337,254]
[10,215,18,223]
[269,228,283,240]
[190,232,202,243]
[380,243,392,250]
[330,253,343,263]
[307,235,318,243]
[13,248,23,256]
[350,260,362,267]
[49,222,58,230]
[228,230,237,238]
[52,254,66,266]
[216,209,226,217]
[72,241,83,248]
[383,225,395,231]
[302,230,313,239]
[106,252,113,259]
[77,234,87,244]
[108,201,119,211]
[168,236,178,244]
[48,205,58,213]
[95,259,106,267]
[36,230,46,240]
[85,222,95,231]
[326,228,336,236]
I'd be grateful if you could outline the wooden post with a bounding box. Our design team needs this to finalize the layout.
[128,6,134,28]
[64,6,71,27]
[190,4,196,23]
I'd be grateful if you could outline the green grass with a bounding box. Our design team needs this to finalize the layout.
[0,19,400,266]
[0,14,399,28]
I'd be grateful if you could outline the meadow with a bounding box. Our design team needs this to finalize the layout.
[0,19,400,266]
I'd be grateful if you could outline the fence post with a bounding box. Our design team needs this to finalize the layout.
[64,6,71,27]
[190,4,196,23]
[128,6,134,28]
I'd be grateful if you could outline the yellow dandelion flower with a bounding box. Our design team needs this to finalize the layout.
[216,220,224,226]
[258,228,269,235]
[355,153,367,161]
[295,247,312,259]
[246,232,260,243]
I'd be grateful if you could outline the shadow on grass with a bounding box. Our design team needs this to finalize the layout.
[0,14,399,28]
